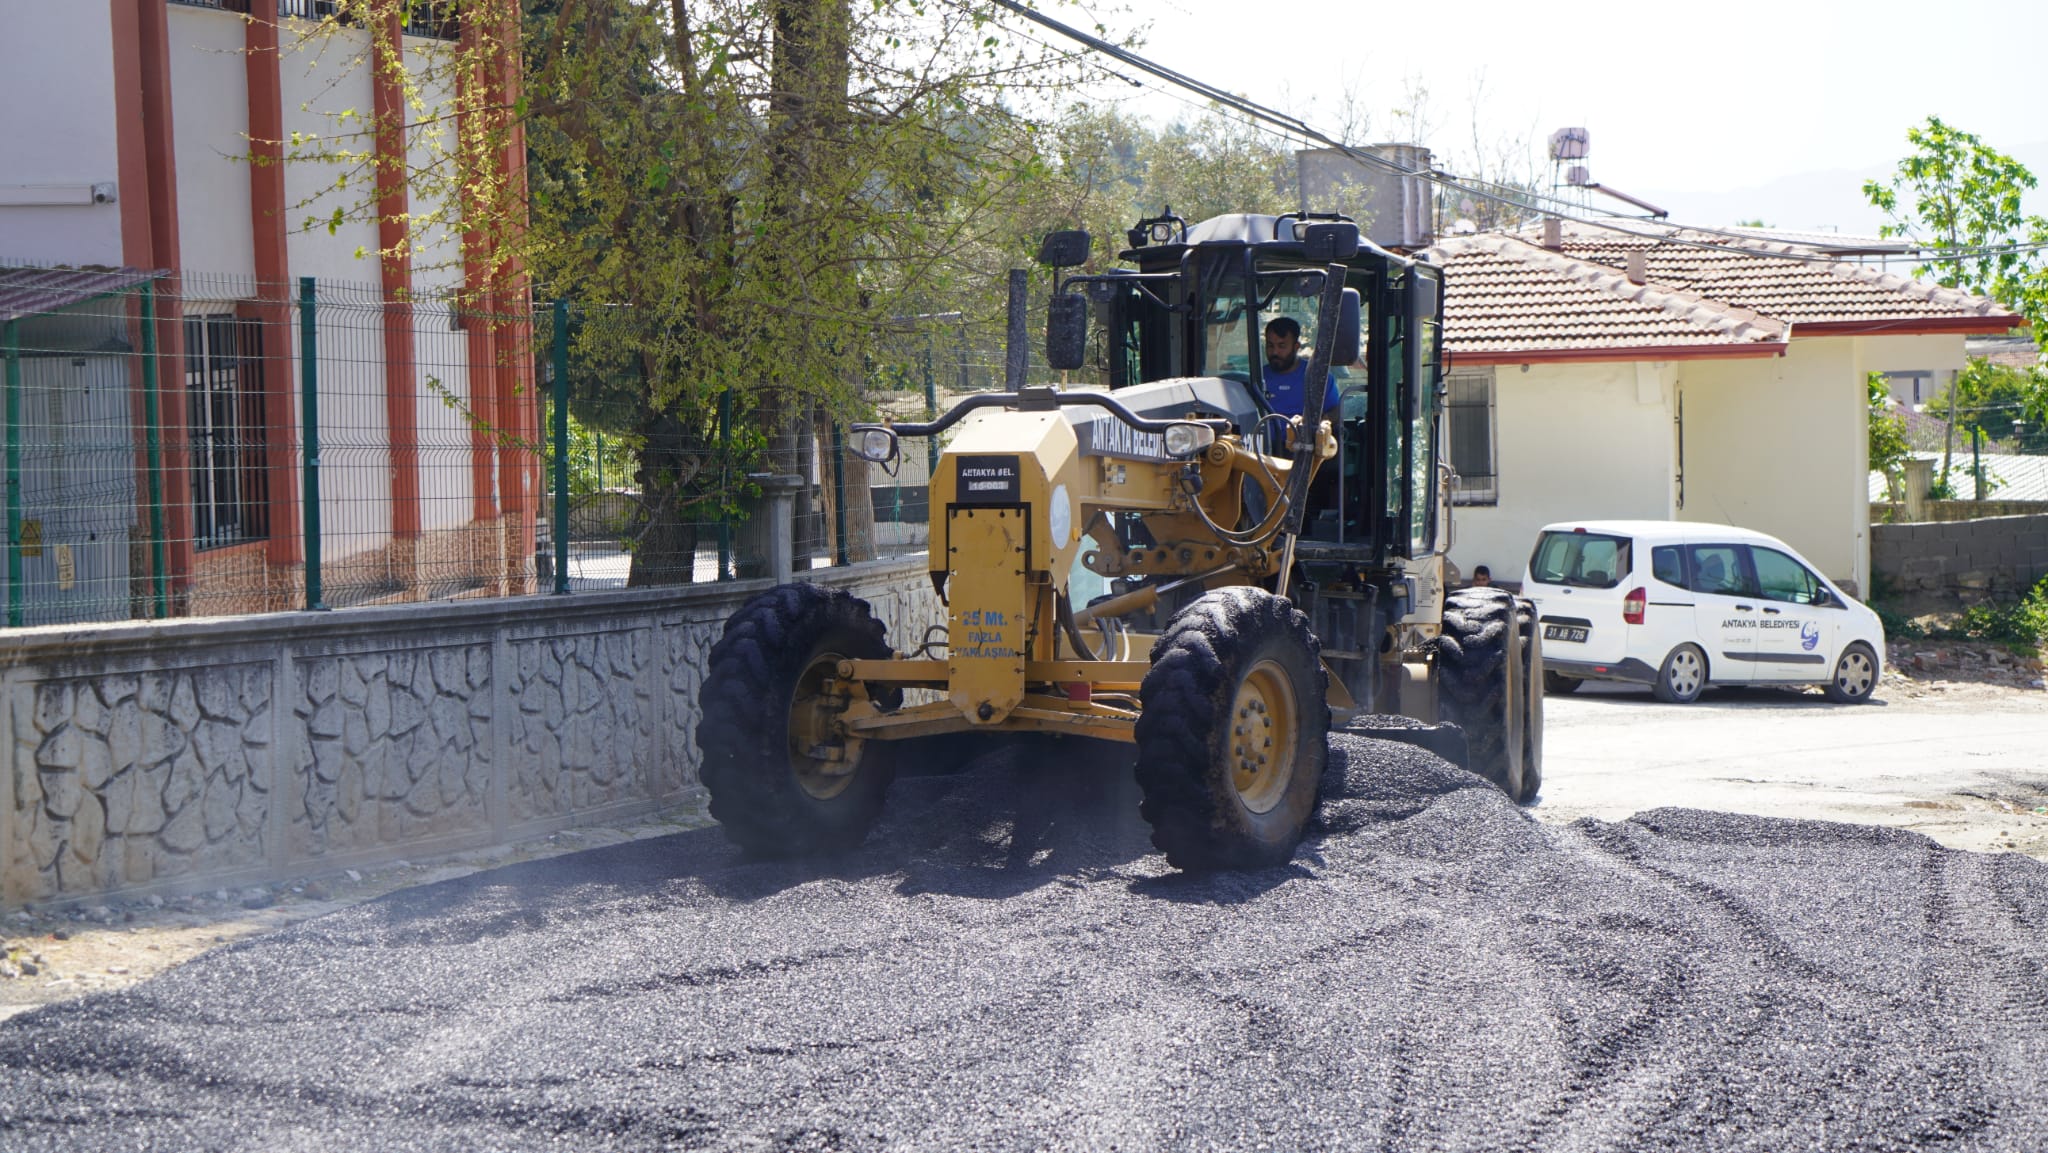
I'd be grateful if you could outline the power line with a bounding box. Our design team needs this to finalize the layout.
[980,0,2048,272]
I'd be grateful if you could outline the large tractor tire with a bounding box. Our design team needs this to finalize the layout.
[695,583,900,857]
[1134,587,1329,870]
[1515,597,1545,803]
[1436,587,1536,803]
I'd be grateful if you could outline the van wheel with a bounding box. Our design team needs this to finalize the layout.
[1652,644,1707,704]
[1824,642,1879,704]
[1542,671,1583,695]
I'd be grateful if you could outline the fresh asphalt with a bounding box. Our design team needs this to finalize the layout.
[5,733,2048,1152]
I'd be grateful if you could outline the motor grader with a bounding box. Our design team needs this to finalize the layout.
[695,212,1542,870]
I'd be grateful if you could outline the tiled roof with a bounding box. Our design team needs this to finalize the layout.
[0,265,164,324]
[1427,233,1787,360]
[1528,220,2021,331]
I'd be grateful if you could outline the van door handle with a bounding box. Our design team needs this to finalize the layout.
[1734,604,1754,611]
[1762,607,1781,615]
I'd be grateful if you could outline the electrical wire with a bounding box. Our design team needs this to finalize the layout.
[979,0,2048,271]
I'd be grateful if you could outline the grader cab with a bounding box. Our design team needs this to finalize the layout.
[695,212,1543,870]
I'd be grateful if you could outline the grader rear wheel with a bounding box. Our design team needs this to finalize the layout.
[1135,587,1329,870]
[695,583,900,857]
[1437,587,1535,803]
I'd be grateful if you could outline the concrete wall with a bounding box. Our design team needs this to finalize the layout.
[1871,513,2048,610]
[1447,360,1677,581]
[1,563,945,909]
[0,0,123,265]
[1679,338,1871,593]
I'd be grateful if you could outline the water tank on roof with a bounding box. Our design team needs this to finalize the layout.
[1549,127,1590,161]
[1292,143,1433,249]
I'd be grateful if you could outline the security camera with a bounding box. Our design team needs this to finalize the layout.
[91,183,117,205]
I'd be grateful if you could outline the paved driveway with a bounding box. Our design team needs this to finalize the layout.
[1535,680,2048,860]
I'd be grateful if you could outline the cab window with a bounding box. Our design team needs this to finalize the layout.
[1751,546,1827,605]
[1651,545,1687,588]
[1528,531,1632,589]
[1686,544,1757,597]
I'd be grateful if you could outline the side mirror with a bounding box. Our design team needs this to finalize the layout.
[1302,222,1360,262]
[1037,229,1092,269]
[1332,288,1362,366]
[1046,293,1089,371]
[849,426,899,465]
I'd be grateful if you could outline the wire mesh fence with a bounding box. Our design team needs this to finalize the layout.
[0,263,945,629]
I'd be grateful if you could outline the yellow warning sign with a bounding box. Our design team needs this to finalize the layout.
[18,519,41,558]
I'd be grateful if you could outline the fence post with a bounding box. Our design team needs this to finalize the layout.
[551,299,570,594]
[140,284,167,619]
[925,332,939,479]
[831,421,850,566]
[717,389,733,581]
[3,318,19,627]
[1972,425,1984,502]
[299,276,326,610]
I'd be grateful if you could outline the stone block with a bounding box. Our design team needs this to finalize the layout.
[107,698,142,772]
[467,645,490,691]
[140,712,186,767]
[202,778,239,842]
[240,666,271,715]
[343,711,370,757]
[388,651,417,693]
[193,718,242,775]
[102,674,138,705]
[431,649,464,695]
[33,683,74,735]
[74,683,109,735]
[307,699,344,741]
[366,677,391,739]
[196,668,240,721]
[39,764,82,819]
[310,736,342,783]
[243,704,270,748]
[168,675,201,731]
[163,749,203,814]
[159,802,205,854]
[339,659,368,708]
[304,659,339,706]
[69,793,105,866]
[138,672,171,713]
[36,724,81,771]
[80,736,112,791]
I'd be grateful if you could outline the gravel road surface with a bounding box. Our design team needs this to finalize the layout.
[7,731,2048,1152]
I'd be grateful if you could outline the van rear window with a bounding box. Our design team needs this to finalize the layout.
[1528,531,1632,589]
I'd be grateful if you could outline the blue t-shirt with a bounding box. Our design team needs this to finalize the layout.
[1262,359,1340,419]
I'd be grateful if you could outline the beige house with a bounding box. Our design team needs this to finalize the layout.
[1429,222,2021,595]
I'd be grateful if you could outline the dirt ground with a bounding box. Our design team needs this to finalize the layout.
[4,639,2043,1023]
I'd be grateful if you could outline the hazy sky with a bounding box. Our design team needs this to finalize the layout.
[1055,0,2048,232]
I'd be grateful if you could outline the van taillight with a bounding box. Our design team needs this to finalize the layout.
[1623,587,1646,625]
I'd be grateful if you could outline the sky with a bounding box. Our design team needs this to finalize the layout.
[1052,0,2048,234]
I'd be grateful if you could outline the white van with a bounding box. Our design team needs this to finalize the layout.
[1519,520,1886,704]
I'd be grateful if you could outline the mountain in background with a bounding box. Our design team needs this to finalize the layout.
[1635,140,2048,236]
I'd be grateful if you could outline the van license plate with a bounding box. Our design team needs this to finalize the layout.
[1544,624,1589,643]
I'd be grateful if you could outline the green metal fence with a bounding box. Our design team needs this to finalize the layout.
[0,264,978,628]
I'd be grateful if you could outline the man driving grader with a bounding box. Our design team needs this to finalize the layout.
[696,212,1542,870]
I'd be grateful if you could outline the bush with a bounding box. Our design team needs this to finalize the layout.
[1874,576,2048,653]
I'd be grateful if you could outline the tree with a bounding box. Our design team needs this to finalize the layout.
[1863,116,2048,352]
[290,0,1103,583]
[1925,358,2048,448]
[1867,372,1912,509]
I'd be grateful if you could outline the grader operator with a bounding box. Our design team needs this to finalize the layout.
[695,212,1542,870]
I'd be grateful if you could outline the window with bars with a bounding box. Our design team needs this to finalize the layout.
[1444,367,1497,505]
[273,1,461,39]
[184,315,271,550]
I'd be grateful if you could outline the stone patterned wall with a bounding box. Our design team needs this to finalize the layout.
[505,627,660,823]
[1,560,944,907]
[6,665,273,902]
[1872,512,2048,611]
[289,646,494,860]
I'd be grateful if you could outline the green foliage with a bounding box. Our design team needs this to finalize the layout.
[1863,116,2048,351]
[1925,357,2048,446]
[1880,576,2048,652]
[1867,372,1912,503]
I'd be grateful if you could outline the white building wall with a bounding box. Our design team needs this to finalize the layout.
[405,42,476,532]
[1678,338,1871,593]
[278,20,391,555]
[0,0,122,265]
[1447,360,1678,582]
[166,5,254,282]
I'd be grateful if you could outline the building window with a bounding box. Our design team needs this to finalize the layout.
[1445,367,1497,505]
[168,0,253,12]
[184,315,270,550]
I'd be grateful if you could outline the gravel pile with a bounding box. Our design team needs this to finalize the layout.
[3,733,2047,1151]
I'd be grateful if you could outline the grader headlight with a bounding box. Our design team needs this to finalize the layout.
[1164,422,1217,459]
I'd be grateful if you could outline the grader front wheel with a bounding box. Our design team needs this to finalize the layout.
[1135,587,1329,870]
[695,583,899,857]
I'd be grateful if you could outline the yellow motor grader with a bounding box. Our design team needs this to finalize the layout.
[696,213,1542,869]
